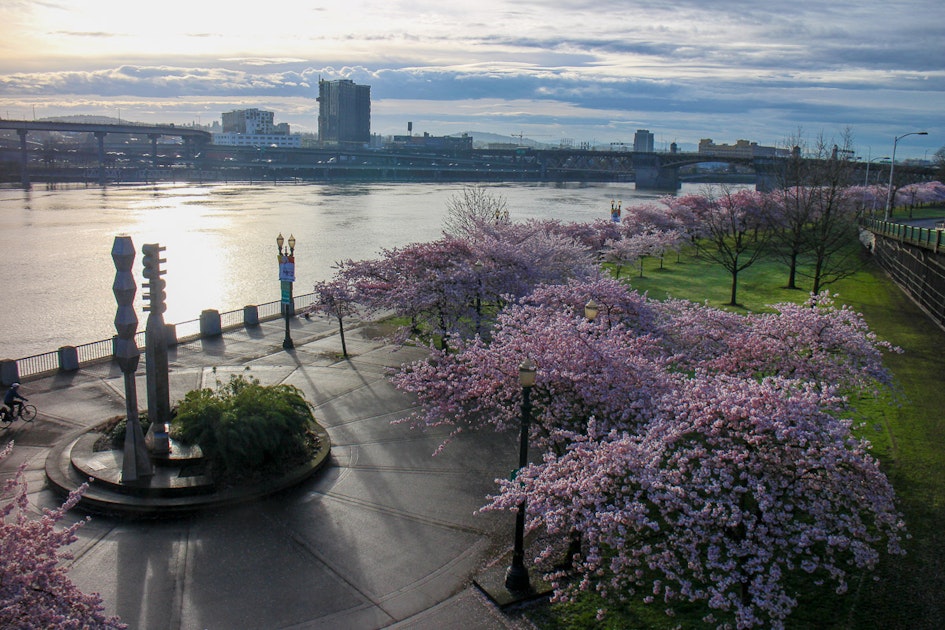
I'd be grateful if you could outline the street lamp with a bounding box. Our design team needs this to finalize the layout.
[505,358,537,593]
[277,232,296,349]
[474,260,483,335]
[862,155,889,216]
[584,298,600,322]
[884,131,928,221]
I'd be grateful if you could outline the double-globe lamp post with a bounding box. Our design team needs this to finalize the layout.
[884,131,928,221]
[277,233,296,350]
[505,358,537,593]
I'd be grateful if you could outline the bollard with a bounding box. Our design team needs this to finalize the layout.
[243,304,260,327]
[0,359,19,386]
[58,346,80,372]
[199,309,222,337]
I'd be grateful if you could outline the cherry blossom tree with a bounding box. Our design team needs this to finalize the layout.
[486,375,905,629]
[683,187,771,306]
[301,277,360,357]
[0,442,125,629]
[336,236,478,346]
[337,221,592,345]
[392,277,904,628]
[621,200,685,235]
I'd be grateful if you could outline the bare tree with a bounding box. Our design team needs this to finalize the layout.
[768,130,863,293]
[796,131,864,294]
[442,184,509,236]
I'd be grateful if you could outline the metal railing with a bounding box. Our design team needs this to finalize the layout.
[6,292,316,382]
[863,218,945,252]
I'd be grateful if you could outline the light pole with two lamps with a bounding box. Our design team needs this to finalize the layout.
[884,131,928,221]
[277,233,296,350]
[505,358,537,593]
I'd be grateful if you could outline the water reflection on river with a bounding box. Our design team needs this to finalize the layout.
[0,181,715,358]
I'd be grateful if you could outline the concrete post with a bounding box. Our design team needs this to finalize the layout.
[0,360,19,386]
[243,305,260,327]
[200,309,222,337]
[57,346,80,372]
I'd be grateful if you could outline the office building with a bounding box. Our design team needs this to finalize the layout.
[215,109,300,147]
[633,129,655,153]
[317,79,371,145]
[698,138,786,158]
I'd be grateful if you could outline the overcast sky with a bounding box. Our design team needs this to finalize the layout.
[0,0,941,158]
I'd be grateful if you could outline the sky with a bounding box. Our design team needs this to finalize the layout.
[0,0,942,159]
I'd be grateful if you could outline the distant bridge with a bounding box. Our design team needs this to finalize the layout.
[0,119,210,187]
[1,121,934,189]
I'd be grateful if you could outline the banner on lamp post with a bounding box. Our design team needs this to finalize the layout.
[278,253,295,283]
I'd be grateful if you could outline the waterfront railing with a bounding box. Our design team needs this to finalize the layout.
[2,292,315,384]
[862,218,945,253]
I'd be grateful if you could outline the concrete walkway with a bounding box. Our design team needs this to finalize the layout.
[0,316,539,629]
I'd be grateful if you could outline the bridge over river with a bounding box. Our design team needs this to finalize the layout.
[1,119,933,190]
[0,119,211,187]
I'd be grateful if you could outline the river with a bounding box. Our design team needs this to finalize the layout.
[0,181,716,359]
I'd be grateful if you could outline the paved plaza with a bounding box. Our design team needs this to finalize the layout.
[1,316,540,629]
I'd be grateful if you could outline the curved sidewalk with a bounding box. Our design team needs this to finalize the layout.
[0,316,535,629]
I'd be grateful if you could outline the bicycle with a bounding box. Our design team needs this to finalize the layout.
[0,403,37,427]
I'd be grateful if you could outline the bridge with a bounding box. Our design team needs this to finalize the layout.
[1,121,934,190]
[0,119,210,187]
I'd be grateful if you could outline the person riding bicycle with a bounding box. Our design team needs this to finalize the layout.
[3,383,28,419]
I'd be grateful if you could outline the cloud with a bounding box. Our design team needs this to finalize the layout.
[0,0,941,156]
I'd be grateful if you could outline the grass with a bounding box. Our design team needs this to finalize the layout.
[526,240,945,629]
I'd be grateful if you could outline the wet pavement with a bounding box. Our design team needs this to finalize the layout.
[0,315,541,629]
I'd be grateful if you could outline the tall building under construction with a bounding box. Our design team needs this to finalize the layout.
[317,79,371,145]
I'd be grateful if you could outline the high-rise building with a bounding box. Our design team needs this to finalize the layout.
[317,79,371,145]
[633,129,655,153]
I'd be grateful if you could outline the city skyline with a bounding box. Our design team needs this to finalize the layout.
[0,1,941,159]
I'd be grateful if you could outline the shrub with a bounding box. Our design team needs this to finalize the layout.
[170,376,316,483]
[94,415,153,451]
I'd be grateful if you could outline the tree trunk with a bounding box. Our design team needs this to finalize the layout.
[337,316,348,358]
[786,251,799,289]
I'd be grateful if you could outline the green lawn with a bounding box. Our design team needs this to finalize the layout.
[528,244,945,629]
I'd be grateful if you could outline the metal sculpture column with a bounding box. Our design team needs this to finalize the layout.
[112,236,153,483]
[142,243,171,455]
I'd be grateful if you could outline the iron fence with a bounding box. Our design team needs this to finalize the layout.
[9,292,316,381]
[863,218,945,252]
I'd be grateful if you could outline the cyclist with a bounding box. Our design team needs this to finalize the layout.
[3,383,28,420]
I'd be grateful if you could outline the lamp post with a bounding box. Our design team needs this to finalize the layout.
[474,260,483,335]
[584,298,600,322]
[863,155,889,216]
[884,131,928,221]
[277,233,296,349]
[505,358,537,593]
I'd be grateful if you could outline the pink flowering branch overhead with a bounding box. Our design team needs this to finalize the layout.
[0,442,125,629]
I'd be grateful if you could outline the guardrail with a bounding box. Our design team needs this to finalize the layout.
[862,218,945,253]
[1,292,315,384]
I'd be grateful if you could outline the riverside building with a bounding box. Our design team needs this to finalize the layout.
[213,108,301,147]
[317,79,371,146]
